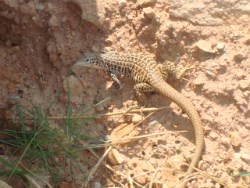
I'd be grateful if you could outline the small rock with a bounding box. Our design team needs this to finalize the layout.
[216,42,225,52]
[247,103,250,114]
[107,148,125,165]
[152,182,163,188]
[229,132,242,148]
[199,160,210,171]
[230,155,243,170]
[0,180,12,188]
[200,29,213,38]
[234,53,246,62]
[221,136,230,147]
[167,155,185,170]
[63,75,83,104]
[209,131,218,140]
[94,182,101,188]
[35,3,45,10]
[20,2,36,15]
[118,0,126,9]
[159,38,167,46]
[48,15,59,27]
[239,127,249,138]
[46,41,60,69]
[71,0,107,27]
[243,35,250,45]
[240,153,250,163]
[238,79,250,90]
[137,0,157,8]
[143,7,155,19]
[8,96,21,106]
[215,183,221,188]
[132,113,144,123]
[134,175,148,185]
[202,154,214,164]
[94,104,105,113]
[190,180,199,188]
[147,120,161,133]
[193,74,206,86]
[235,69,246,79]
[233,89,247,106]
[196,40,216,54]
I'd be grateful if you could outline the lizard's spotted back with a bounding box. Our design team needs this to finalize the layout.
[76,52,162,83]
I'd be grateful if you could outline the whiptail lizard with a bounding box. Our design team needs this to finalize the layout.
[75,51,204,188]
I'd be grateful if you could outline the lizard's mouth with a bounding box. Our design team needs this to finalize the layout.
[75,59,91,67]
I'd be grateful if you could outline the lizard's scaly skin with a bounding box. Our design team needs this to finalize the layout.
[76,52,204,188]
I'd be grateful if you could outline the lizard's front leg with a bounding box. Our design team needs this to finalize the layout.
[108,71,124,89]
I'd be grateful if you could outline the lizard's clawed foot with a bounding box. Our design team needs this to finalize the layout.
[160,60,195,81]
[109,72,124,89]
[175,63,195,80]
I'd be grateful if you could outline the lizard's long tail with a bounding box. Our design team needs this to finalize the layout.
[152,79,204,188]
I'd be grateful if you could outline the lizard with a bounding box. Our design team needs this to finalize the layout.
[75,51,204,188]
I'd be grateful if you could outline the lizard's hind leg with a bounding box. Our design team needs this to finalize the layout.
[159,60,193,80]
[133,83,154,103]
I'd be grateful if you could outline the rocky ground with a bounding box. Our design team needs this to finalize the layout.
[0,0,250,187]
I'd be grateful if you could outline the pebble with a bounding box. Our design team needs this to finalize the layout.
[240,153,250,163]
[63,75,83,104]
[134,175,148,185]
[202,154,214,164]
[199,160,210,171]
[137,0,157,8]
[193,74,206,86]
[233,89,247,106]
[216,42,225,52]
[238,79,250,90]
[35,3,45,10]
[132,113,144,123]
[209,131,218,140]
[235,69,246,79]
[20,1,36,15]
[234,53,246,62]
[229,132,242,148]
[167,155,185,170]
[107,148,125,165]
[94,182,101,188]
[94,104,105,112]
[152,182,168,188]
[0,180,12,188]
[48,15,59,27]
[215,183,221,188]
[143,7,155,19]
[71,0,107,27]
[118,0,126,9]
[221,136,231,147]
[190,180,199,188]
[243,35,250,45]
[196,40,216,54]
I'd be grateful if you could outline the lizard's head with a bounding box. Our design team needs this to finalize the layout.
[75,53,101,69]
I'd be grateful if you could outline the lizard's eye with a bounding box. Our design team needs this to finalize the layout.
[85,58,90,63]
